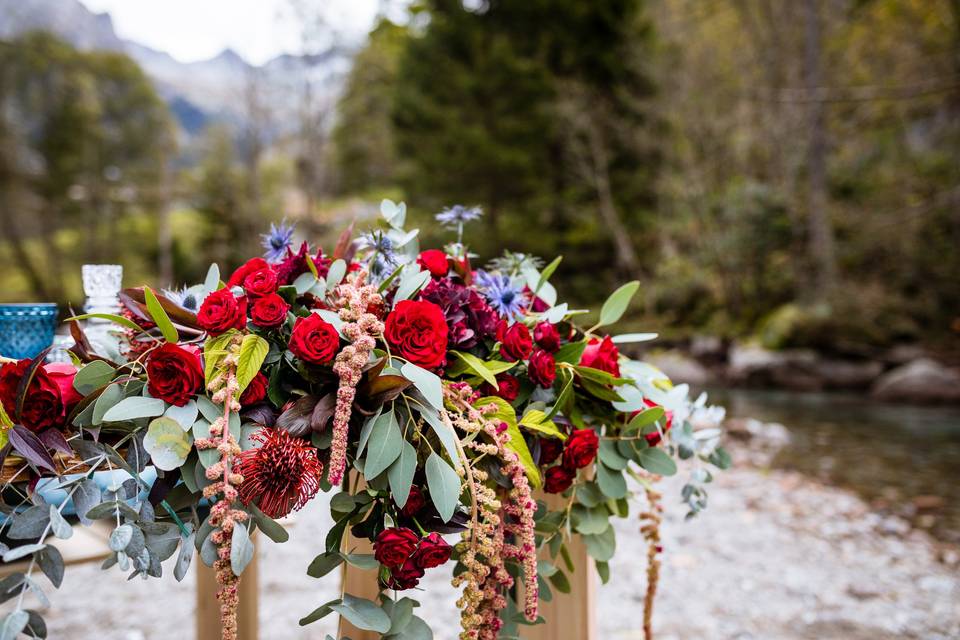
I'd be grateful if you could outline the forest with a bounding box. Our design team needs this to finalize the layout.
[1,0,957,356]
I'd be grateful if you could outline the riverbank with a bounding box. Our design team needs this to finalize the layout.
[41,426,960,639]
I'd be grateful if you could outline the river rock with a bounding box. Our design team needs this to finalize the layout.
[815,359,884,390]
[646,351,712,386]
[727,344,823,391]
[870,358,960,404]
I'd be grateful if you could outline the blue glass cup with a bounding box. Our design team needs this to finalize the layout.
[0,303,59,360]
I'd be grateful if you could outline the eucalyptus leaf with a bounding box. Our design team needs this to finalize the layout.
[0,610,28,640]
[299,599,340,626]
[598,281,640,327]
[387,440,417,510]
[144,417,193,471]
[307,551,343,579]
[8,506,50,540]
[329,594,391,633]
[204,263,221,293]
[394,269,431,303]
[48,506,72,540]
[102,396,165,423]
[72,360,117,395]
[596,463,627,499]
[401,362,442,410]
[2,544,45,563]
[638,448,678,476]
[364,412,402,479]
[164,400,199,431]
[249,503,289,543]
[230,523,254,576]
[583,526,616,562]
[174,531,195,582]
[92,383,124,426]
[356,409,386,458]
[425,452,461,523]
[36,545,64,588]
[109,525,133,552]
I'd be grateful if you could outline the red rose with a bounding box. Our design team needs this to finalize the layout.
[480,373,520,402]
[386,558,425,590]
[384,300,449,370]
[562,428,599,470]
[243,268,278,297]
[398,485,426,517]
[544,465,575,494]
[413,532,452,569]
[374,527,420,568]
[289,314,340,365]
[498,322,533,361]
[539,437,563,465]
[147,343,203,407]
[527,349,556,388]
[43,363,82,409]
[579,335,620,377]
[416,250,450,278]
[533,322,561,353]
[21,367,67,432]
[0,359,29,418]
[240,372,269,407]
[197,289,248,335]
[635,399,673,447]
[227,258,270,288]
[250,293,290,329]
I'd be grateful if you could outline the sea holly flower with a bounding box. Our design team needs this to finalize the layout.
[477,272,526,319]
[435,204,482,228]
[261,221,295,263]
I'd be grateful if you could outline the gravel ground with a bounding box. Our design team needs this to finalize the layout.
[42,446,959,640]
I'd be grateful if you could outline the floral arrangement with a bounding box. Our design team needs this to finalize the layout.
[0,201,728,640]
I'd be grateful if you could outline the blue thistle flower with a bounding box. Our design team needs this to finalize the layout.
[435,204,483,228]
[475,272,525,319]
[261,221,296,263]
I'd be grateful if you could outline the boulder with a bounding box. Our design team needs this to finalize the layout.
[726,344,823,391]
[815,359,884,390]
[646,351,712,386]
[870,358,960,404]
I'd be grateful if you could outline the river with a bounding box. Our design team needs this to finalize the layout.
[709,388,960,544]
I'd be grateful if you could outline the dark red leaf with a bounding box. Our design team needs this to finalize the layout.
[333,222,355,261]
[38,428,72,457]
[15,348,52,421]
[8,425,56,473]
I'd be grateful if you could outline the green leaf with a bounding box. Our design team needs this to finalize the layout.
[299,599,340,626]
[364,410,403,479]
[204,263,221,293]
[164,400,198,431]
[596,463,627,499]
[249,503,289,543]
[638,447,678,476]
[611,333,658,344]
[144,417,193,470]
[293,272,319,295]
[92,383,124,425]
[598,281,640,327]
[626,407,664,433]
[326,259,347,293]
[401,362,442,410]
[102,396,165,422]
[192,419,218,468]
[535,256,562,296]
[554,340,587,365]
[342,553,379,570]
[203,330,238,385]
[306,249,320,279]
[416,403,462,471]
[307,551,344,579]
[518,410,564,440]
[598,440,628,471]
[388,440,418,510]
[548,569,571,594]
[72,361,117,395]
[66,313,142,332]
[545,370,574,420]
[388,615,432,640]
[395,269,430,302]
[596,560,611,584]
[144,286,180,342]
[0,610,28,640]
[48,506,72,540]
[426,452,461,523]
[329,594,391,633]
[236,334,269,394]
[571,505,610,535]
[475,397,541,488]
[583,526,616,562]
[449,351,498,388]
[230,522,254,575]
[356,409,385,458]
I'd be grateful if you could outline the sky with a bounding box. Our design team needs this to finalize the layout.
[78,0,386,65]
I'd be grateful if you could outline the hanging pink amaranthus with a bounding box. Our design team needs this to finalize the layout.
[444,383,539,640]
[194,338,248,640]
[327,276,384,485]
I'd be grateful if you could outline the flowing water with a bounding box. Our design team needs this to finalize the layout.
[710,388,960,544]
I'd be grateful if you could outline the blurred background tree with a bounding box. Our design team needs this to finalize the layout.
[0,0,958,354]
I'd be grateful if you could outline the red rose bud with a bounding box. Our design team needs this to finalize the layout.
[413,532,452,569]
[384,300,449,370]
[398,486,426,517]
[227,257,270,288]
[562,428,599,470]
[250,293,290,329]
[524,286,550,313]
[240,372,269,406]
[498,322,533,361]
[147,343,204,407]
[579,335,621,377]
[374,527,420,568]
[0,359,29,417]
[533,322,561,353]
[544,465,575,494]
[386,558,425,590]
[289,314,340,365]
[480,373,520,402]
[42,363,82,409]
[527,349,557,388]
[9,362,69,432]
[539,437,563,465]
[635,398,673,446]
[197,289,248,335]
[243,267,279,297]
[417,249,450,278]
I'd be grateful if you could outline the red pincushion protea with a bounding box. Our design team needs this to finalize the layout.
[235,428,323,519]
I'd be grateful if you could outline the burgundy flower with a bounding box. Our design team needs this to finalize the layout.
[250,293,290,329]
[398,485,426,517]
[527,349,556,388]
[147,343,203,407]
[240,372,269,406]
[235,428,323,518]
[498,322,533,361]
[413,532,452,569]
[273,242,330,285]
[419,278,497,349]
[579,336,620,377]
[544,466,575,494]
[480,373,520,402]
[384,300,449,370]
[539,438,563,465]
[533,322,561,353]
[417,249,450,278]
[243,267,279,297]
[197,289,248,335]
[289,314,340,365]
[0,359,29,418]
[385,558,425,590]
[374,527,420,568]
[563,428,599,470]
